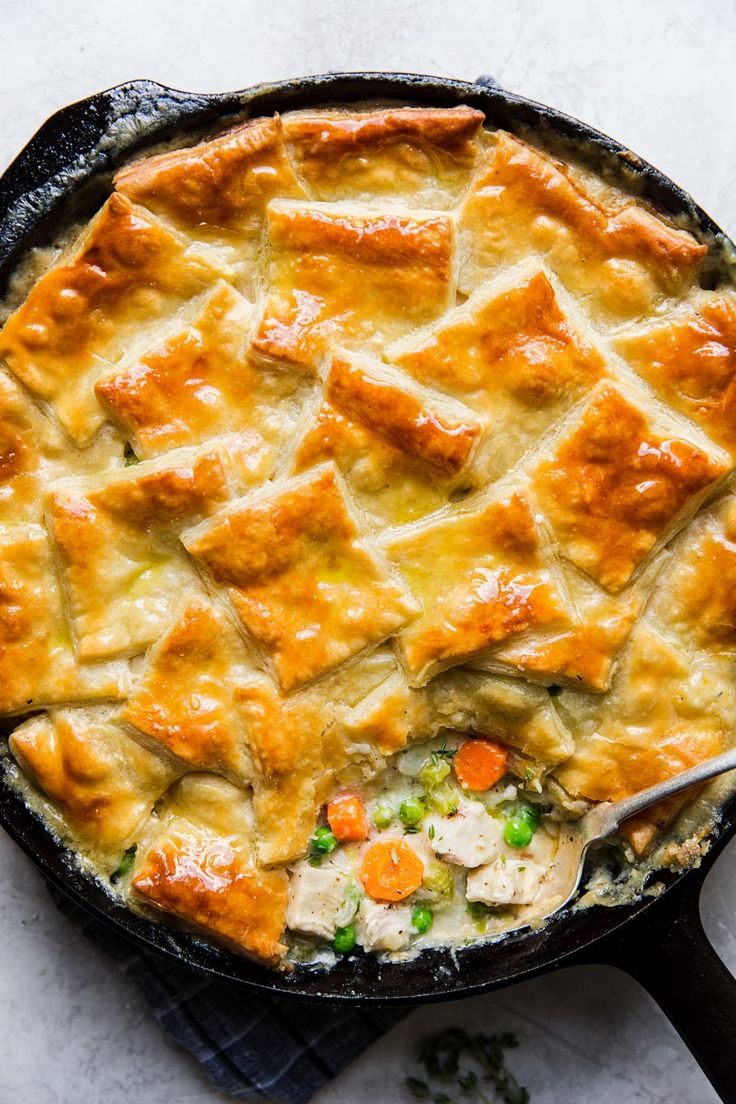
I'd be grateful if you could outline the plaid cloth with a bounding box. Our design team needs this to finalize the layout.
[48,885,410,1103]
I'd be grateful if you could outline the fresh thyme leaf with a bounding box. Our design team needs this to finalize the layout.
[406,1077,431,1098]
[458,1069,478,1091]
[428,824,435,840]
[404,824,420,835]
[408,1026,529,1104]
[434,740,457,761]
[110,844,136,885]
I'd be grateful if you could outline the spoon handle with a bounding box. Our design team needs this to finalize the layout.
[600,745,736,834]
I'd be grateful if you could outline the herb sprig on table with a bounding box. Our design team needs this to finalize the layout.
[406,1027,530,1104]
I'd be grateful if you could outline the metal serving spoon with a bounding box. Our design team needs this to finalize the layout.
[508,747,736,932]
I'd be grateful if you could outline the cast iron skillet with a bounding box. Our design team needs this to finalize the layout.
[1,71,736,1102]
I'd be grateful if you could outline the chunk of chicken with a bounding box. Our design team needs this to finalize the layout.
[426,800,505,868]
[286,862,348,940]
[356,898,413,952]
[465,857,546,906]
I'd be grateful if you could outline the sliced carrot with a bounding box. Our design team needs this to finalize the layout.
[360,839,424,902]
[454,737,509,791]
[327,792,369,842]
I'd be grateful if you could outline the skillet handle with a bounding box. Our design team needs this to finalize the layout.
[582,872,736,1103]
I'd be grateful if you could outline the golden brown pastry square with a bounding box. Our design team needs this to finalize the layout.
[459,131,706,324]
[282,104,484,206]
[131,775,289,967]
[9,708,178,864]
[0,194,226,444]
[184,462,419,691]
[251,200,455,372]
[530,383,729,591]
[291,350,483,525]
[388,263,609,482]
[121,596,256,780]
[383,490,570,684]
[115,114,306,293]
[613,291,736,456]
[95,281,305,489]
[47,447,230,660]
[0,526,128,715]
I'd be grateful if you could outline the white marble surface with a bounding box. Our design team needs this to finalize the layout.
[2,2,736,1101]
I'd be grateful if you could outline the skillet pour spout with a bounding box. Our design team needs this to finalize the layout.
[1,71,736,1104]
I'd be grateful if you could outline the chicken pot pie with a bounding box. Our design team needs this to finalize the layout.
[2,102,735,972]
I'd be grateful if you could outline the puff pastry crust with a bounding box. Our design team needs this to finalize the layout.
[0,195,224,444]
[131,775,289,966]
[251,200,455,371]
[184,463,419,691]
[292,350,483,525]
[282,105,484,206]
[9,707,178,862]
[2,102,733,967]
[459,131,706,323]
[47,447,230,659]
[95,281,303,488]
[115,114,306,293]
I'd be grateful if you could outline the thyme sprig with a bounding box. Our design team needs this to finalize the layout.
[406,1027,529,1104]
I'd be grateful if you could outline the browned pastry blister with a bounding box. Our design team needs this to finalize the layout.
[2,102,734,968]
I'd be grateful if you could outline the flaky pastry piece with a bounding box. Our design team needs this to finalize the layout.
[120,596,256,781]
[613,289,736,456]
[387,262,609,482]
[9,707,179,868]
[114,113,306,294]
[46,446,231,660]
[458,131,706,324]
[95,281,305,490]
[474,564,659,693]
[382,489,570,685]
[529,381,729,592]
[184,462,419,692]
[0,367,125,525]
[0,525,128,716]
[250,200,455,373]
[282,104,484,206]
[131,774,289,968]
[554,625,733,849]
[0,194,226,444]
[291,350,484,526]
[553,492,736,851]
[343,665,573,769]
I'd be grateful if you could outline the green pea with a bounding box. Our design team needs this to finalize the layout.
[503,816,534,849]
[500,800,540,829]
[418,755,451,789]
[310,825,338,854]
[332,924,356,954]
[372,800,394,829]
[399,796,425,826]
[411,906,433,934]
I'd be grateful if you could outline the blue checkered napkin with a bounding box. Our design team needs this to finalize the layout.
[49,886,410,1103]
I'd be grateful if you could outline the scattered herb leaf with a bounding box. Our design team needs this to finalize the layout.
[407,1027,529,1104]
[407,1077,431,1099]
[110,845,137,885]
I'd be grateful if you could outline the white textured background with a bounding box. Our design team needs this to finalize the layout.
[2,2,736,1101]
